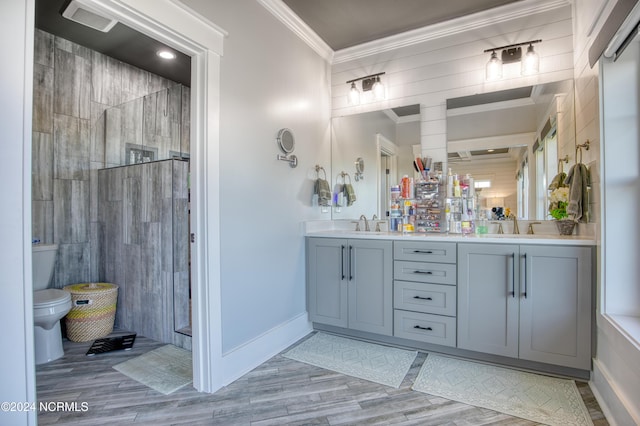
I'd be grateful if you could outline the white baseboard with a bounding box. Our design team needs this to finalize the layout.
[591,358,638,426]
[219,312,312,386]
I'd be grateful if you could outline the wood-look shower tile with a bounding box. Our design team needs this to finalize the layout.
[53,114,90,180]
[53,48,91,119]
[91,51,123,107]
[53,243,91,287]
[53,179,89,244]
[90,102,109,164]
[104,107,123,166]
[32,132,53,200]
[33,63,54,133]
[32,200,54,244]
[121,62,152,103]
[34,29,54,68]
[123,176,142,245]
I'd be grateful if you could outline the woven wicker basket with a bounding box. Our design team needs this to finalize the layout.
[63,283,118,342]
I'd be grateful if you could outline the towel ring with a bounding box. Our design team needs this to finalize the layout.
[558,155,569,173]
[340,171,352,184]
[576,140,590,164]
[315,165,327,180]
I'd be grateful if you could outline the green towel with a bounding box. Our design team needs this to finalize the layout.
[314,178,331,206]
[565,163,590,222]
[343,183,356,206]
[548,172,566,190]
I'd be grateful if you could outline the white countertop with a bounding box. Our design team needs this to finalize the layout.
[303,220,597,246]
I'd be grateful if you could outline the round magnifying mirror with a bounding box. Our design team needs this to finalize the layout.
[355,157,364,173]
[277,128,295,154]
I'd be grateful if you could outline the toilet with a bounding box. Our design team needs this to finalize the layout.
[33,244,71,365]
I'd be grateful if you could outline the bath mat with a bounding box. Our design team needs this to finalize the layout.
[113,344,192,395]
[412,354,593,426]
[283,332,416,388]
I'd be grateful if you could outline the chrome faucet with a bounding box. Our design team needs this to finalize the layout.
[527,222,542,234]
[510,214,520,234]
[359,214,370,232]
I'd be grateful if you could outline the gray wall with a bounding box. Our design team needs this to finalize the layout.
[32,29,190,289]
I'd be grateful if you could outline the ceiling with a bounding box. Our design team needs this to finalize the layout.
[35,0,523,87]
[282,0,523,50]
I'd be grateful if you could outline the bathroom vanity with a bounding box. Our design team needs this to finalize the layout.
[305,226,595,378]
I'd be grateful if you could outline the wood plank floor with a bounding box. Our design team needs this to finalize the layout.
[36,331,609,425]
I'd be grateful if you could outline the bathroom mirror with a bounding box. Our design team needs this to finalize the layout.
[446,79,576,220]
[277,128,295,154]
[331,105,421,220]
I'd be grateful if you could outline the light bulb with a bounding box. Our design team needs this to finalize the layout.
[348,82,360,105]
[522,44,539,75]
[372,76,385,100]
[486,51,502,81]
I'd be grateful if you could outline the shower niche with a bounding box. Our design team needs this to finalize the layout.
[95,84,192,349]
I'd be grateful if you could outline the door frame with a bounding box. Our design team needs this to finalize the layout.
[81,0,226,392]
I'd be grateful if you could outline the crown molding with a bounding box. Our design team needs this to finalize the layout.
[256,0,333,62]
[333,0,571,64]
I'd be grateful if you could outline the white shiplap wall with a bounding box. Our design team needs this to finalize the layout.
[331,3,575,167]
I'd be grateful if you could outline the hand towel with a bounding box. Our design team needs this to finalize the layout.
[548,172,566,190]
[564,163,590,222]
[343,183,357,206]
[314,178,331,206]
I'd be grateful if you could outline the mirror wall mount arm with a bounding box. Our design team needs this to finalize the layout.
[277,154,298,168]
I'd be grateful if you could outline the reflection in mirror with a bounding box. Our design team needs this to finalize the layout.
[446,79,575,220]
[331,105,421,220]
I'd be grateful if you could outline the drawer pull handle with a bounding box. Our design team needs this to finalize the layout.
[413,270,433,275]
[414,325,433,331]
[413,296,433,301]
[413,250,433,254]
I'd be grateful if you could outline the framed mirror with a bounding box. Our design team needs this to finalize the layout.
[446,79,575,220]
[277,128,295,154]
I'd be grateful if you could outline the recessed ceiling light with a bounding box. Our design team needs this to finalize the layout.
[157,50,176,60]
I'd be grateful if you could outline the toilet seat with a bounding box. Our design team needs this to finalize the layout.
[34,289,71,308]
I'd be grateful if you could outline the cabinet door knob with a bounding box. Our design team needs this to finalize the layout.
[414,325,433,331]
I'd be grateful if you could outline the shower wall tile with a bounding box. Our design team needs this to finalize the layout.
[123,175,142,245]
[90,101,109,163]
[91,51,123,107]
[53,179,88,244]
[121,62,151,103]
[89,164,101,223]
[33,63,53,134]
[173,271,190,331]
[104,107,123,165]
[53,243,90,288]
[181,87,191,155]
[34,29,54,68]
[54,37,92,60]
[54,48,91,119]
[89,222,100,282]
[32,200,53,244]
[53,114,90,180]
[32,132,53,201]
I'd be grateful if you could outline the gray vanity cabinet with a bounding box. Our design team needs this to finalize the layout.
[457,243,592,370]
[306,237,393,336]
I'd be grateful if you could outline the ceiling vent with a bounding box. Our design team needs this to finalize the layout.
[62,0,118,32]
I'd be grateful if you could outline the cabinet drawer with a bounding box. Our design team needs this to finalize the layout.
[394,241,456,263]
[394,261,457,285]
[394,281,456,316]
[394,310,456,347]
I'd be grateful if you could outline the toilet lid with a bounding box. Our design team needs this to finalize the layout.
[34,289,71,307]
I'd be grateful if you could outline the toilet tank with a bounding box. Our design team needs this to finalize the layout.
[32,244,58,291]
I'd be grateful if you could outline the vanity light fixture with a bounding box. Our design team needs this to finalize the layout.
[484,40,541,80]
[346,72,386,105]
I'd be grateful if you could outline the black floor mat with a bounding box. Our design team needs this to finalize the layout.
[86,333,137,356]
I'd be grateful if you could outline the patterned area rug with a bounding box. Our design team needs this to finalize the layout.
[113,344,192,395]
[283,333,417,388]
[412,354,593,426]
